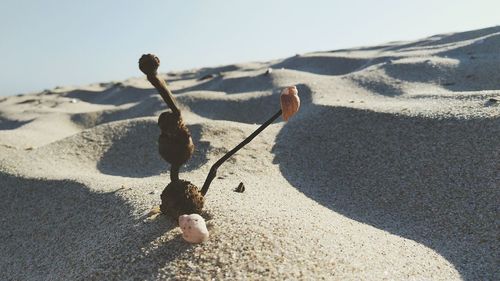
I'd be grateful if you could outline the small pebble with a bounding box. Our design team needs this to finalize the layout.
[485,98,498,107]
[234,182,245,193]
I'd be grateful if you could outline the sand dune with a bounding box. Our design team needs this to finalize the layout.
[1,26,499,280]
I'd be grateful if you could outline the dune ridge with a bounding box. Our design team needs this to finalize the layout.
[1,26,499,280]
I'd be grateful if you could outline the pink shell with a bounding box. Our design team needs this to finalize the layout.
[178,214,209,243]
[280,86,300,121]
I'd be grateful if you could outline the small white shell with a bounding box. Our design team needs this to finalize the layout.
[178,214,209,243]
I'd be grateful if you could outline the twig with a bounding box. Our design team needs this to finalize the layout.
[200,109,282,196]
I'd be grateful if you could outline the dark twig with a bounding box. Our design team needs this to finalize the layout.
[200,109,282,196]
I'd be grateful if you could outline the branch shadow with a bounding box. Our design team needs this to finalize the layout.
[272,105,499,280]
[0,173,192,280]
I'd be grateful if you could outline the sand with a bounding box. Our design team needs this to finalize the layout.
[1,26,499,280]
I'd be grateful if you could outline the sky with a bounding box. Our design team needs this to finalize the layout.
[0,0,499,96]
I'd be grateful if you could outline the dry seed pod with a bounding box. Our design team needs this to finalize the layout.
[280,86,300,121]
[138,54,160,76]
[157,112,194,167]
[160,180,204,221]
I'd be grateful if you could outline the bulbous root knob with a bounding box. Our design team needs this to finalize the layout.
[158,112,195,181]
[160,180,204,221]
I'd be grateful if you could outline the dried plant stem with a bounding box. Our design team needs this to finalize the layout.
[200,109,282,196]
[139,54,180,116]
[140,54,191,182]
[170,164,180,182]
[146,74,181,181]
[146,74,180,116]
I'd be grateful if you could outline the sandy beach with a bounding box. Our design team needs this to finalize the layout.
[0,26,498,280]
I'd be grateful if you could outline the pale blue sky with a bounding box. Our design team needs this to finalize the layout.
[1,0,498,96]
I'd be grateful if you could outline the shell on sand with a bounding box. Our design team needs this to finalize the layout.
[178,214,209,243]
[280,86,300,121]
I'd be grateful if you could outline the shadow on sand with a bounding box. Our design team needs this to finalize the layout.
[273,105,499,280]
[272,55,369,76]
[0,116,32,130]
[70,95,167,129]
[373,26,500,93]
[176,73,275,95]
[178,84,313,124]
[97,122,210,178]
[64,85,157,106]
[0,173,192,280]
